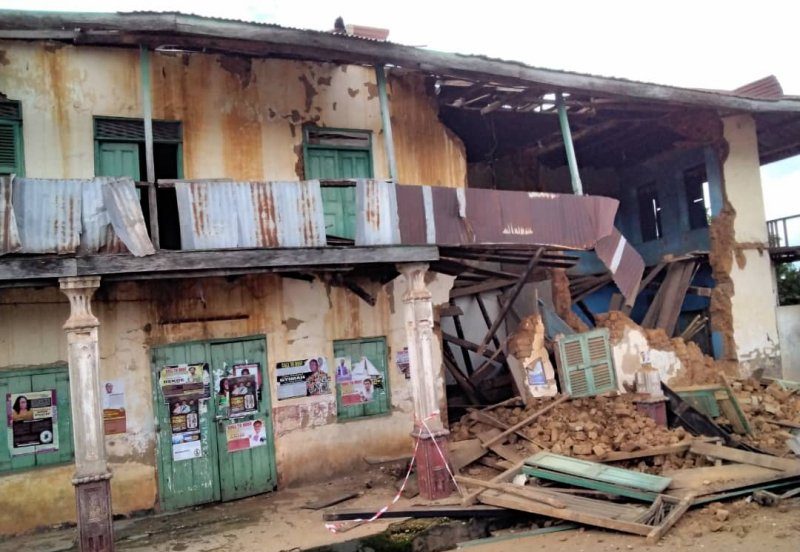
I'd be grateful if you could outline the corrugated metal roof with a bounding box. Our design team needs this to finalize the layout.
[174,180,326,250]
[734,75,784,100]
[1,176,154,256]
[355,180,400,246]
[0,176,21,254]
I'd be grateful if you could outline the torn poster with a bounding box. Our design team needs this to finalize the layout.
[338,357,384,406]
[172,431,202,461]
[102,379,126,435]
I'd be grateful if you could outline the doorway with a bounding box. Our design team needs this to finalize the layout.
[151,336,277,511]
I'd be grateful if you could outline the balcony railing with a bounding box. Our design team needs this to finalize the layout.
[767,214,800,249]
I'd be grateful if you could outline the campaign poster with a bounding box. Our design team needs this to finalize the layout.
[159,364,205,398]
[338,357,383,406]
[226,419,268,452]
[275,357,331,400]
[102,379,127,435]
[233,363,261,389]
[172,430,202,461]
[7,390,59,456]
[226,375,258,418]
[168,397,200,433]
[396,347,410,379]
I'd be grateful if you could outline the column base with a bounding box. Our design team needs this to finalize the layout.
[74,476,115,552]
[412,428,454,500]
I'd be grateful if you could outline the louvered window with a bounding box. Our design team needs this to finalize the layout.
[94,117,182,143]
[555,328,617,397]
[0,100,24,176]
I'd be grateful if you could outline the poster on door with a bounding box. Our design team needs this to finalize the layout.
[338,357,383,406]
[226,419,268,452]
[168,397,200,433]
[233,363,261,389]
[159,363,206,398]
[172,430,202,461]
[102,379,127,435]
[226,375,258,418]
[6,390,59,456]
[275,357,331,400]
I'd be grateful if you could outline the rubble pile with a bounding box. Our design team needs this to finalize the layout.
[729,380,800,456]
[451,395,695,470]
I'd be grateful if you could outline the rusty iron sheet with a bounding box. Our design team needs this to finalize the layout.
[175,180,326,250]
[102,178,156,257]
[12,177,82,254]
[595,228,644,306]
[355,180,400,246]
[80,177,126,255]
[0,176,21,255]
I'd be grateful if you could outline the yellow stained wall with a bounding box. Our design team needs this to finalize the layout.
[0,40,466,185]
[0,272,454,535]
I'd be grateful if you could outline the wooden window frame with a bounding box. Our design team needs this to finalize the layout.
[333,336,391,422]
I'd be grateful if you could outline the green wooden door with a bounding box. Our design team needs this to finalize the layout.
[305,148,371,239]
[152,342,220,511]
[96,142,140,179]
[211,338,277,501]
[333,337,390,420]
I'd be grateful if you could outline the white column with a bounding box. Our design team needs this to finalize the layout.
[397,262,444,434]
[60,276,115,551]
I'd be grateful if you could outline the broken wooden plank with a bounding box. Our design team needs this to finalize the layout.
[481,395,570,449]
[449,278,516,299]
[718,374,752,435]
[476,428,527,464]
[689,441,800,472]
[468,409,539,447]
[461,459,525,506]
[303,491,360,510]
[645,498,691,544]
[438,304,465,317]
[477,247,544,353]
[450,439,488,472]
[455,476,567,509]
[443,333,505,363]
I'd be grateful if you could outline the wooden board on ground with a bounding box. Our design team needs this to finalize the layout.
[476,428,528,464]
[450,439,487,472]
[690,441,800,472]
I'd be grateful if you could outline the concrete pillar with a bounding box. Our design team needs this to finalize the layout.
[59,276,115,552]
[397,262,453,499]
[720,115,781,376]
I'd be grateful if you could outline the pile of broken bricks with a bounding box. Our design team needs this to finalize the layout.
[446,389,800,543]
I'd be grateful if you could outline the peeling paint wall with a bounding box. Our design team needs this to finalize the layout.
[777,304,800,381]
[0,272,454,535]
[0,41,466,186]
[720,115,781,376]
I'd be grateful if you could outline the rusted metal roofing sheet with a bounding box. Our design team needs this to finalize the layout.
[0,176,21,254]
[103,179,156,257]
[595,228,644,306]
[174,180,326,250]
[1,176,153,256]
[355,179,400,246]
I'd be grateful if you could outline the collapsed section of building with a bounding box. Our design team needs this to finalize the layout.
[0,9,799,546]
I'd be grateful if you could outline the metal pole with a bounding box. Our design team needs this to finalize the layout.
[556,92,583,195]
[375,64,398,181]
[140,45,159,248]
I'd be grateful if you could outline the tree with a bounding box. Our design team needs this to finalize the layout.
[776,263,800,306]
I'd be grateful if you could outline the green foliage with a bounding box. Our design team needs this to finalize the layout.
[777,263,800,306]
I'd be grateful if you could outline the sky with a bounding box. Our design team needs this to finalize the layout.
[3,0,799,222]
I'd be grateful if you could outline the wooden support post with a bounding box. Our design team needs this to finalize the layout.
[556,92,583,196]
[375,64,398,181]
[477,248,543,353]
[140,45,159,249]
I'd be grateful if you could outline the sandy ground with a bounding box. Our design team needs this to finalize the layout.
[3,468,800,552]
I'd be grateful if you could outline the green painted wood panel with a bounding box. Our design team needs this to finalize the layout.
[333,337,390,420]
[5,373,34,471]
[211,337,276,502]
[525,451,672,493]
[96,141,140,180]
[676,388,722,418]
[555,329,617,397]
[152,342,220,511]
[0,120,25,176]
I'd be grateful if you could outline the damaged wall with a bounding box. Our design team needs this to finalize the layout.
[718,115,781,376]
[777,304,800,381]
[0,41,466,186]
[0,272,455,535]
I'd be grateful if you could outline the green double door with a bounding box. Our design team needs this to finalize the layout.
[152,336,277,511]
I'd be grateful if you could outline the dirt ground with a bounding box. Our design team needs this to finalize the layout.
[3,467,800,552]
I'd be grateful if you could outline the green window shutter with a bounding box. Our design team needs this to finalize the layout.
[96,141,141,180]
[555,328,617,397]
[0,120,24,176]
[334,337,390,420]
[0,366,73,473]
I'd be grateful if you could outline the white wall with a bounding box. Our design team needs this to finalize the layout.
[778,304,800,381]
